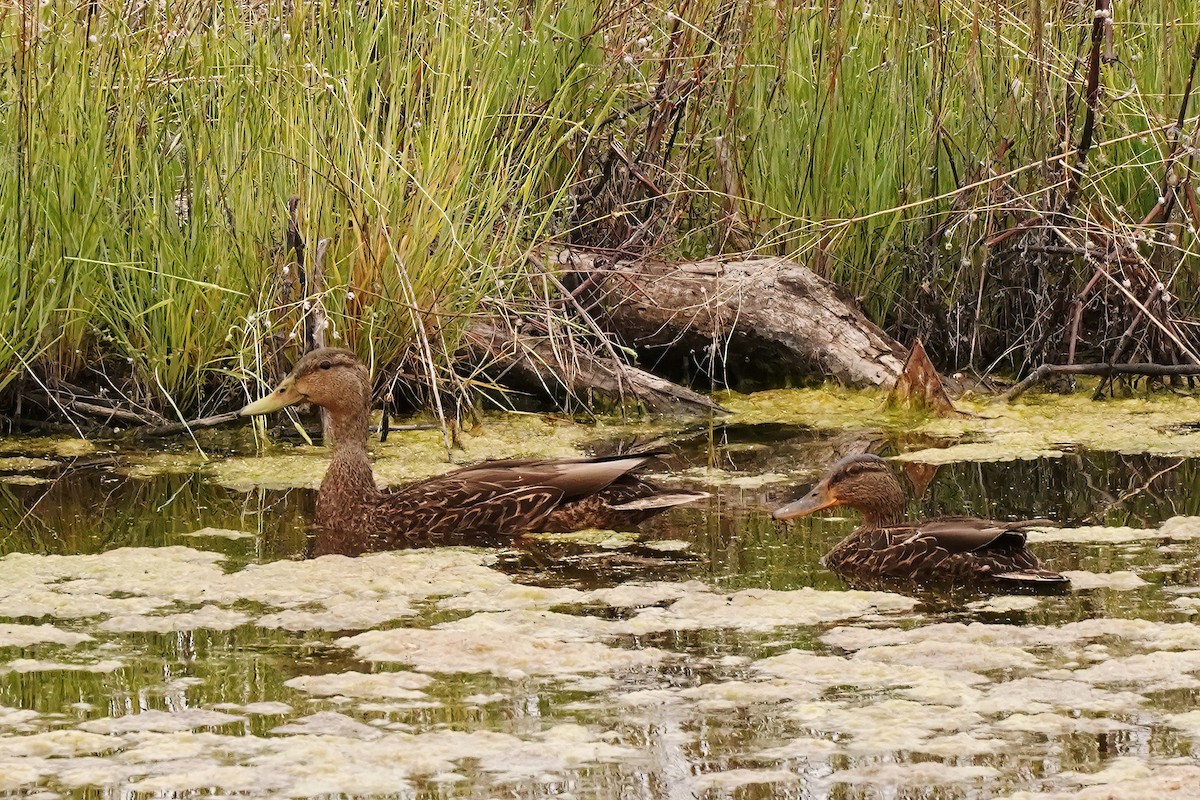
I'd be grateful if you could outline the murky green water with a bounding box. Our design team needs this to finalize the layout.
[3,392,1200,798]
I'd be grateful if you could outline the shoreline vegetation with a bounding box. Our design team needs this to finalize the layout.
[2,0,1199,432]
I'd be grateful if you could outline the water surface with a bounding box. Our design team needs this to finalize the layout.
[3,394,1200,798]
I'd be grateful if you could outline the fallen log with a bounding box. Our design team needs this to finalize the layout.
[564,252,906,388]
[462,318,726,416]
[1003,362,1200,401]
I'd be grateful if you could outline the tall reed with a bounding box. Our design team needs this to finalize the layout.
[1,0,1197,415]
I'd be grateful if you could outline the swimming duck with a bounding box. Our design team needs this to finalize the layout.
[772,454,1067,588]
[239,348,706,545]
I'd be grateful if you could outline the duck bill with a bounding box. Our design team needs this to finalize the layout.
[772,489,840,520]
[240,377,304,417]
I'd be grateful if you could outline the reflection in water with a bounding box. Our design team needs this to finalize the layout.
[2,426,1200,797]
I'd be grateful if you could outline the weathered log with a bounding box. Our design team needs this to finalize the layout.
[565,252,906,388]
[462,318,726,416]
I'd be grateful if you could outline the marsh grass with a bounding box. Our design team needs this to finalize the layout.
[1,0,1198,418]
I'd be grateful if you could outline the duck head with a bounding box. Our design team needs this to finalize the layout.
[772,453,906,527]
[240,347,370,419]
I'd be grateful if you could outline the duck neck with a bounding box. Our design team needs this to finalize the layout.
[854,477,908,529]
[328,404,371,464]
[861,505,906,529]
[317,404,378,523]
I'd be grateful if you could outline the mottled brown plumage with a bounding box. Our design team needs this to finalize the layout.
[240,348,707,549]
[773,453,1067,589]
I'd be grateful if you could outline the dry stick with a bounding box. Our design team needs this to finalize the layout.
[309,238,334,443]
[1186,182,1200,233]
[1006,13,1102,362]
[309,240,329,351]
[838,124,1173,240]
[1094,314,1147,398]
[130,412,240,439]
[61,399,160,427]
[283,195,305,304]
[1003,363,1200,401]
[1110,290,1160,365]
[1047,221,1199,364]
[1066,268,1106,365]
[1105,32,1200,372]
[713,135,750,251]
[1153,27,1200,231]
[988,0,1107,250]
[1060,0,1109,213]
[608,141,666,199]
[1091,291,1157,400]
[1136,29,1200,372]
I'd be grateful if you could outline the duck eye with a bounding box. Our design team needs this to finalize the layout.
[319,361,332,371]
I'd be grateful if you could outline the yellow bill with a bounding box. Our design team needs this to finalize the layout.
[771,486,841,520]
[239,376,304,417]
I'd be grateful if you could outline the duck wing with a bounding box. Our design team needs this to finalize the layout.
[911,517,1054,554]
[437,453,662,501]
[373,453,672,536]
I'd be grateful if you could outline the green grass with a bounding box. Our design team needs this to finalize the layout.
[1,0,1198,416]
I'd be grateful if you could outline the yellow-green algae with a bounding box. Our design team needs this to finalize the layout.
[0,456,57,472]
[722,386,1200,462]
[167,386,1200,492]
[521,528,644,548]
[115,452,210,480]
[0,474,50,486]
[0,437,98,458]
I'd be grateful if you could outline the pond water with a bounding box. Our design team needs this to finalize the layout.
[3,389,1200,798]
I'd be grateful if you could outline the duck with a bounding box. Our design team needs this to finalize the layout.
[239,348,707,547]
[772,453,1068,589]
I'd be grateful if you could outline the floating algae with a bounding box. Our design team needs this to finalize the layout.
[4,395,1200,797]
[0,457,58,472]
[0,623,91,648]
[1029,516,1200,543]
[723,386,1200,463]
[0,437,98,458]
[1060,570,1150,590]
[178,526,256,540]
[284,671,433,700]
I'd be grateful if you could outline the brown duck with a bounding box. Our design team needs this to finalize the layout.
[773,454,1067,588]
[240,348,706,545]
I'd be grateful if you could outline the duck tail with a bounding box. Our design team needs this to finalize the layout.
[608,491,709,511]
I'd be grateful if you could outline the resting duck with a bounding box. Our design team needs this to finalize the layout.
[240,348,706,545]
[772,453,1067,589]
